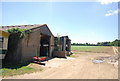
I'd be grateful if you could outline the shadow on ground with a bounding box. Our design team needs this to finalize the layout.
[1,56,57,69]
[1,59,31,69]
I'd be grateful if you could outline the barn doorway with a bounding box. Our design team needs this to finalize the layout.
[40,34,50,57]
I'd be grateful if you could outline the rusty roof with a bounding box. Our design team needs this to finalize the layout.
[0,24,47,31]
[0,24,54,37]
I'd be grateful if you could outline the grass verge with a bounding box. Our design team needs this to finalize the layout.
[0,63,43,77]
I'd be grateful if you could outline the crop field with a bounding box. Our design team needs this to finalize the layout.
[71,46,114,54]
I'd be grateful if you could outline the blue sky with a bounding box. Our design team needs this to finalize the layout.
[0,2,118,43]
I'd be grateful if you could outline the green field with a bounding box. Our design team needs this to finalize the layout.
[71,46,114,54]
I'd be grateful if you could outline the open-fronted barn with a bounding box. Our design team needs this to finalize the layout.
[2,24,55,64]
[53,36,71,58]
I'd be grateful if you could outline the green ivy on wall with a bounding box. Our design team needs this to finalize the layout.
[7,28,31,39]
[6,28,32,53]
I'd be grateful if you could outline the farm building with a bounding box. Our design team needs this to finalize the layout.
[61,36,71,53]
[1,24,71,64]
[53,36,71,57]
[2,24,55,64]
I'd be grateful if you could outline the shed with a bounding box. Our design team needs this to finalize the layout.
[53,36,71,58]
[2,24,55,64]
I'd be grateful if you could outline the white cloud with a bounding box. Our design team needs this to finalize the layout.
[97,0,120,16]
[105,9,120,16]
[97,0,120,5]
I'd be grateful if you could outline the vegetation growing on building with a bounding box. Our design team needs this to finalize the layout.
[54,34,62,51]
[6,28,31,59]
[6,28,31,39]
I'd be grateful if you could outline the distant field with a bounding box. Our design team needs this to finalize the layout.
[71,46,114,54]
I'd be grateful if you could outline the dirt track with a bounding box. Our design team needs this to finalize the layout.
[3,52,118,79]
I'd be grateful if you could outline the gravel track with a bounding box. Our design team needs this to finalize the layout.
[3,51,118,79]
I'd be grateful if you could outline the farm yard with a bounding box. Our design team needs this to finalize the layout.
[1,1,119,80]
[2,46,119,79]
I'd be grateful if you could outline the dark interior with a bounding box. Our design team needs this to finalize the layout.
[66,40,69,51]
[40,34,50,56]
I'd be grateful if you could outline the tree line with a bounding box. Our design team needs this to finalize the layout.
[71,39,120,46]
